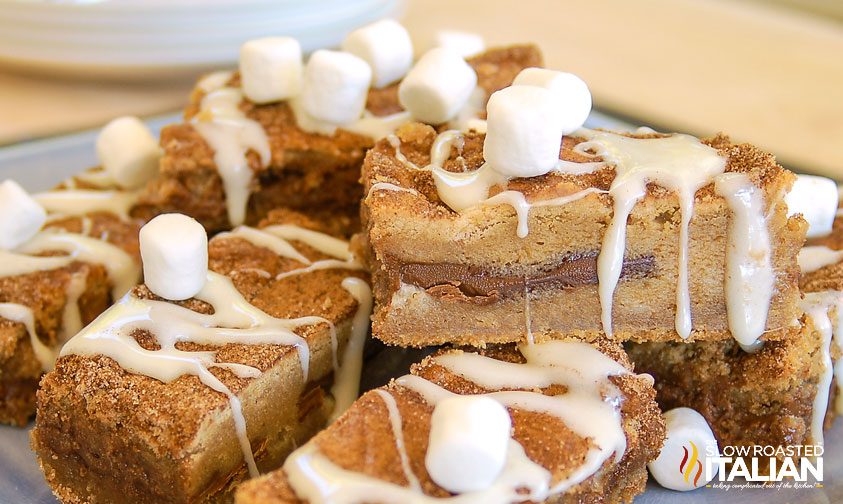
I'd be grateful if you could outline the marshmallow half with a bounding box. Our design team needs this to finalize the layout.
[432,29,485,58]
[0,180,46,250]
[139,214,208,301]
[785,174,838,238]
[483,85,565,178]
[239,37,302,104]
[342,19,413,88]
[96,116,161,189]
[301,50,372,125]
[425,395,511,493]
[513,68,592,135]
[648,407,719,491]
[398,47,477,125]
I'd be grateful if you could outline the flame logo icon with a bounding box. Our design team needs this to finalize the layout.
[679,441,703,486]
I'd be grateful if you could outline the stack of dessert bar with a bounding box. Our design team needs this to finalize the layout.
[0,16,836,504]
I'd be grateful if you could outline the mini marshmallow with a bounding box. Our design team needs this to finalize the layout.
[648,407,719,491]
[483,85,565,178]
[0,180,46,250]
[785,174,838,238]
[239,37,302,104]
[398,47,478,125]
[96,116,161,189]
[432,29,485,58]
[425,395,511,493]
[301,50,372,125]
[513,68,592,135]
[139,214,208,301]
[342,19,413,88]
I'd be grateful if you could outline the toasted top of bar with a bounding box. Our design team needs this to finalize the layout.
[363,123,794,217]
[236,340,664,503]
[38,210,365,456]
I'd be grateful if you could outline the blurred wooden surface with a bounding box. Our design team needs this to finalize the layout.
[1,0,842,177]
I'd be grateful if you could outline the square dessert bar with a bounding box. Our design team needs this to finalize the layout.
[234,340,665,504]
[131,45,542,236]
[0,175,143,426]
[626,314,838,472]
[31,210,372,504]
[360,123,806,347]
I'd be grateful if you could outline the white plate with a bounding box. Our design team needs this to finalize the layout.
[0,111,840,503]
[0,0,402,79]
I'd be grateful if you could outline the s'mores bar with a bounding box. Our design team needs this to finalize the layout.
[32,210,373,503]
[131,19,541,236]
[361,79,806,348]
[627,316,837,473]
[0,177,142,426]
[235,340,664,504]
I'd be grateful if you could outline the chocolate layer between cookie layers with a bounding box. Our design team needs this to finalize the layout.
[359,123,806,347]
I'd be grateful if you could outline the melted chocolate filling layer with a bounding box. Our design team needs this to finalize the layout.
[390,254,655,304]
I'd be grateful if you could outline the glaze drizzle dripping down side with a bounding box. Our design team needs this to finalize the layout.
[713,173,774,349]
[283,340,632,503]
[580,130,726,340]
[800,291,843,448]
[192,72,271,227]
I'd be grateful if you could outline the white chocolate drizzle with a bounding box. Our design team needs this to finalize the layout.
[374,389,423,491]
[799,245,843,274]
[366,182,420,199]
[219,225,363,283]
[284,340,632,503]
[799,291,843,448]
[580,130,726,340]
[329,278,373,421]
[34,189,139,218]
[192,75,271,227]
[12,230,139,299]
[713,173,774,350]
[0,303,55,372]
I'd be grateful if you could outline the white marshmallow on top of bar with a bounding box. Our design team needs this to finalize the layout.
[432,29,485,58]
[398,47,478,125]
[96,116,162,189]
[341,19,413,88]
[239,37,302,104]
[425,395,511,493]
[483,85,565,178]
[301,50,372,125]
[139,214,208,301]
[513,68,592,135]
[0,180,46,250]
[648,407,719,491]
[785,174,838,238]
